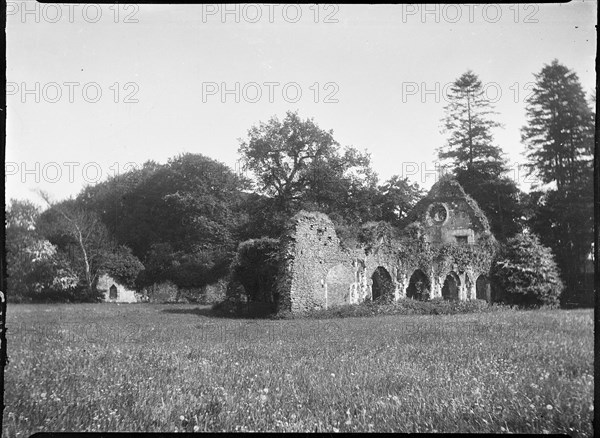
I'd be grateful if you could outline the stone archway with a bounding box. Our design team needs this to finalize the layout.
[109,284,118,299]
[326,264,354,307]
[476,274,490,301]
[442,272,460,301]
[406,269,430,301]
[371,267,394,302]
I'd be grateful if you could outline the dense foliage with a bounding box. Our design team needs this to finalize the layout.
[228,238,281,305]
[521,60,595,307]
[78,153,247,290]
[522,60,594,191]
[6,199,82,302]
[438,71,526,242]
[491,234,563,307]
[238,110,423,235]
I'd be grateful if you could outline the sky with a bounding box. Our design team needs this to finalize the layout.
[6,2,597,208]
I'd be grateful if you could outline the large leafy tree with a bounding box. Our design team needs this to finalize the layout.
[76,160,162,257]
[439,71,525,241]
[78,153,247,288]
[238,111,379,232]
[6,199,49,300]
[521,60,594,306]
[375,175,423,227]
[37,193,122,298]
[6,199,84,302]
[239,111,340,209]
[455,172,527,241]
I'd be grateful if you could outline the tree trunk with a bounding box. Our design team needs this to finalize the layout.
[75,225,93,294]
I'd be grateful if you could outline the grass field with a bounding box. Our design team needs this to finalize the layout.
[2,303,594,435]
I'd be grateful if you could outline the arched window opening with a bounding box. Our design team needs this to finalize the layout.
[442,272,460,301]
[406,269,430,301]
[109,284,118,300]
[476,275,490,301]
[371,267,394,302]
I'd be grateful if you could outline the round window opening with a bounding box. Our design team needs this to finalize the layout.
[429,203,447,224]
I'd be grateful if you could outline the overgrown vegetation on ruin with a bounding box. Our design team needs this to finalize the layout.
[273,298,516,320]
[212,296,518,320]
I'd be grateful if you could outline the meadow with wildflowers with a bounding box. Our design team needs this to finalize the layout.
[2,303,593,435]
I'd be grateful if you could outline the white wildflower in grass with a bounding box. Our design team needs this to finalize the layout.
[6,304,593,436]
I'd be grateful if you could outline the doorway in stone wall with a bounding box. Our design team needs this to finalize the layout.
[109,284,118,300]
[406,269,430,300]
[476,275,490,301]
[442,272,460,300]
[371,267,394,302]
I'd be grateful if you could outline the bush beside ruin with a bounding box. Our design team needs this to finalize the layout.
[227,237,281,305]
[491,233,563,307]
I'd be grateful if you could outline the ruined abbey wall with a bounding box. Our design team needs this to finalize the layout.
[276,212,357,313]
[276,178,496,313]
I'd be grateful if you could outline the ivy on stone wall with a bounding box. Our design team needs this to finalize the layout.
[435,239,497,273]
[403,176,492,234]
[395,228,498,275]
[335,217,497,276]
[358,221,401,254]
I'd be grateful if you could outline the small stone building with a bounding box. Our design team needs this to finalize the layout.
[276,177,497,313]
[96,273,138,303]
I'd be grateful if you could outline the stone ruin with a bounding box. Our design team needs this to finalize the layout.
[275,177,497,314]
[97,273,139,303]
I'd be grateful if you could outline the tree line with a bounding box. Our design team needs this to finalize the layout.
[6,59,594,306]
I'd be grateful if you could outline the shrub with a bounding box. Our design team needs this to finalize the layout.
[144,281,179,303]
[274,297,511,320]
[490,233,563,307]
[102,246,144,289]
[31,284,93,303]
[197,279,228,305]
[229,238,280,305]
[176,287,203,304]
